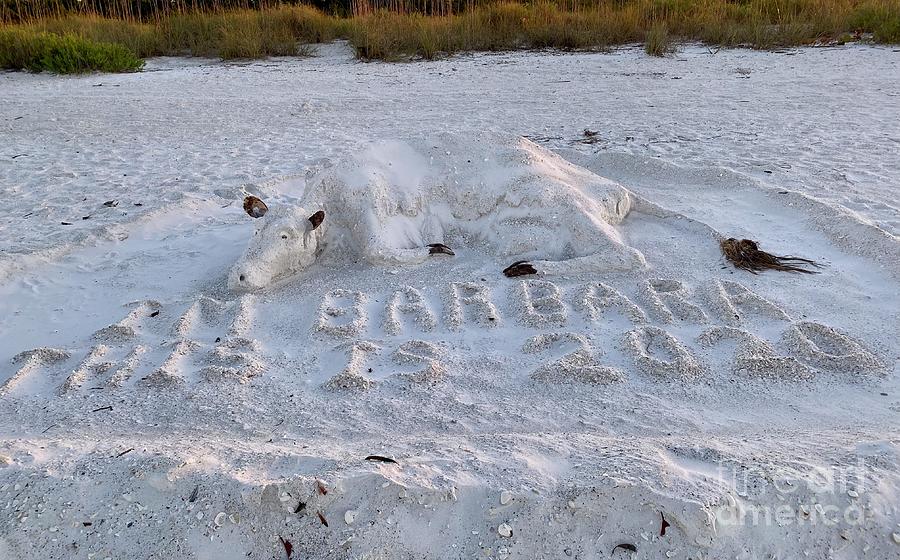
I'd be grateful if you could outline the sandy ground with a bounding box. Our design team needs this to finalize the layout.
[1,43,899,559]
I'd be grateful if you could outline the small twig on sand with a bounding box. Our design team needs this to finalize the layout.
[364,455,399,464]
[115,448,134,458]
[91,405,113,412]
[279,536,293,558]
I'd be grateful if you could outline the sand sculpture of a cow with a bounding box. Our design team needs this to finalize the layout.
[228,133,649,291]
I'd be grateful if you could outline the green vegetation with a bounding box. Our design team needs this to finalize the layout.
[849,2,900,41]
[1,1,899,72]
[644,22,672,57]
[0,29,143,72]
[3,6,343,60]
[348,0,900,60]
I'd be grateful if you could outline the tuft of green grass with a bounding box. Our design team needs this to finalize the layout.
[0,29,143,73]
[645,22,673,56]
[850,3,900,42]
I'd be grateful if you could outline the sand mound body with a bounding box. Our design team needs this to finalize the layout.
[229,134,647,290]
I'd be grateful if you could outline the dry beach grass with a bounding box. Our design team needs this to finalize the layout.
[0,0,899,70]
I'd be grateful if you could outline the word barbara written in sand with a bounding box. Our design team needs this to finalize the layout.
[314,278,883,388]
[314,278,782,336]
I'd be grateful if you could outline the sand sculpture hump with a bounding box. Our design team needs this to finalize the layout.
[229,133,647,290]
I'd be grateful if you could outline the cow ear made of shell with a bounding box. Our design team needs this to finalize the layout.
[243,196,268,218]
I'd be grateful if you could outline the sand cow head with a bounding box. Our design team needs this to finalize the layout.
[228,196,326,291]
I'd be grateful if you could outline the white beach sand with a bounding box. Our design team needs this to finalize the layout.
[1,43,898,559]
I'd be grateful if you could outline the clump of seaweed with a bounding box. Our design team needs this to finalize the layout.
[721,238,822,274]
